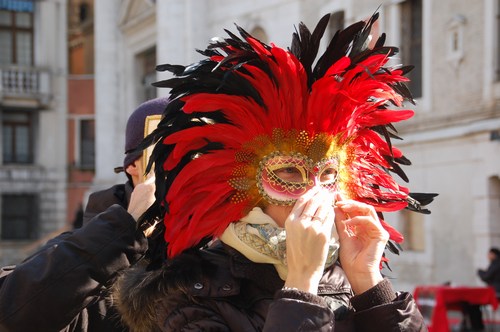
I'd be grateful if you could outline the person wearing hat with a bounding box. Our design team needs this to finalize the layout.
[82,97,167,225]
[0,98,165,332]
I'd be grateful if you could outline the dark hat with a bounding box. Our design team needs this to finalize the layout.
[119,97,168,172]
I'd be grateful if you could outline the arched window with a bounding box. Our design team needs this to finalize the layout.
[79,2,89,23]
[250,26,268,43]
[400,0,423,98]
[328,11,344,39]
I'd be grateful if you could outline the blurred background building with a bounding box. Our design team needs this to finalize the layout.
[66,0,94,231]
[0,0,68,263]
[0,0,499,293]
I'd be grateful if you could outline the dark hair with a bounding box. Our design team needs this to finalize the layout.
[490,247,500,258]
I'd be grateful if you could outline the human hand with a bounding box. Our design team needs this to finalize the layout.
[334,196,388,294]
[127,174,156,221]
[284,188,336,294]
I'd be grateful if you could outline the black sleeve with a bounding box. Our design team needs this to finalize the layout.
[82,184,127,225]
[478,262,500,283]
[264,289,335,331]
[350,279,428,331]
[0,205,148,332]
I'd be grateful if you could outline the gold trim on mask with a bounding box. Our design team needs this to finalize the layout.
[228,128,350,208]
[257,152,339,205]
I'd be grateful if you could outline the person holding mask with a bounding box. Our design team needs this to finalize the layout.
[83,97,167,225]
[113,12,436,331]
[0,98,167,332]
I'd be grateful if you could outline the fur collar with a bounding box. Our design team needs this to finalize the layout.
[113,248,217,332]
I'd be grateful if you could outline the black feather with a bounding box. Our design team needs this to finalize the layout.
[384,156,410,183]
[290,14,330,87]
[392,81,415,105]
[406,193,439,214]
[156,64,185,75]
[350,11,379,56]
[386,240,403,256]
[313,20,365,79]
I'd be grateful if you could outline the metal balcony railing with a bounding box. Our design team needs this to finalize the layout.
[0,65,51,107]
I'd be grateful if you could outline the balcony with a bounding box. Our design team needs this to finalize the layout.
[0,65,51,109]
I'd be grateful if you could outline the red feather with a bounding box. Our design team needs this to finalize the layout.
[154,15,420,258]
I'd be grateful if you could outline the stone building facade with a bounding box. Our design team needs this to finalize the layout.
[0,0,68,265]
[67,0,95,229]
[93,0,500,291]
[1,0,499,293]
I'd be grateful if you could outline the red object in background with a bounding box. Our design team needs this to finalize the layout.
[413,285,499,332]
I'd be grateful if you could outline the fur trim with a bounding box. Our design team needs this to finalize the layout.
[112,264,166,332]
[112,249,222,331]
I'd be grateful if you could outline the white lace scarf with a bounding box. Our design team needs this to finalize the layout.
[220,207,339,280]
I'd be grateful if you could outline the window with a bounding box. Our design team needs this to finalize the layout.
[0,9,33,65]
[2,111,34,164]
[328,11,345,38]
[250,26,268,44]
[400,209,425,252]
[79,2,89,23]
[488,176,500,234]
[400,0,423,98]
[79,119,95,169]
[1,194,38,240]
[446,15,465,65]
[138,47,157,103]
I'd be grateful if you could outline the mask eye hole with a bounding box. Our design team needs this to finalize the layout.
[272,165,307,183]
[316,158,339,187]
[319,167,338,184]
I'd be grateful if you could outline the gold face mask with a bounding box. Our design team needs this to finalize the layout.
[257,152,339,205]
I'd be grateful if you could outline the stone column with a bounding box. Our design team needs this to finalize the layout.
[155,0,208,98]
[93,0,123,190]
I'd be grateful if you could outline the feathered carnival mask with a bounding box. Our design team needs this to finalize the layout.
[145,13,437,259]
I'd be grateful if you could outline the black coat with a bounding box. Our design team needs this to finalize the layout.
[0,183,146,332]
[82,183,133,225]
[115,242,427,332]
[478,258,500,298]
